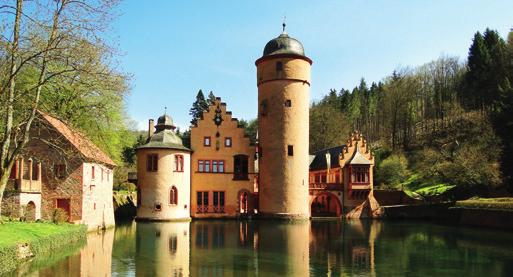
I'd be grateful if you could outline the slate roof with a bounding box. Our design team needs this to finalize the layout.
[38,110,116,166]
[137,129,190,152]
[309,145,345,171]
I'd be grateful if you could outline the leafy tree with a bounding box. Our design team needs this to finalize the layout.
[0,0,127,213]
[238,119,258,143]
[309,103,350,152]
[375,154,410,188]
[189,90,209,125]
[122,134,146,166]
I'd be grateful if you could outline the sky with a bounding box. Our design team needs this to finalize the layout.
[111,1,513,131]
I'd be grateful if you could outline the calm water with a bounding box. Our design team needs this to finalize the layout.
[7,220,513,276]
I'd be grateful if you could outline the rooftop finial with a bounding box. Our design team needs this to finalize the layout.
[282,15,286,33]
[164,106,167,115]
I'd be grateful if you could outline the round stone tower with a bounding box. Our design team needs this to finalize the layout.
[136,114,191,221]
[255,26,312,219]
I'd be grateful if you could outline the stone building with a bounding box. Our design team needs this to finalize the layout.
[309,132,377,217]
[136,114,191,221]
[256,26,312,219]
[2,111,116,230]
[190,97,257,218]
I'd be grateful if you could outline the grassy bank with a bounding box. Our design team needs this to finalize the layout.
[0,221,86,275]
[456,198,513,211]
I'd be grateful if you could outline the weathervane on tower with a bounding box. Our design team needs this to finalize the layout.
[282,15,286,33]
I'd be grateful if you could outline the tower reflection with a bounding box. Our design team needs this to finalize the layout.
[131,220,380,276]
[135,222,190,277]
[190,220,258,276]
[309,220,382,276]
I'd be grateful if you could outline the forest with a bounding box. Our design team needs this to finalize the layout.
[310,29,513,198]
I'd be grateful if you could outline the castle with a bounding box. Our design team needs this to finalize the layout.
[135,27,378,221]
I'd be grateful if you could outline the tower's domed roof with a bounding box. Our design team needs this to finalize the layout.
[137,113,191,152]
[263,32,305,57]
[155,114,174,131]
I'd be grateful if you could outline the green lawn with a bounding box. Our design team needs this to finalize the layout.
[456,197,513,210]
[399,174,455,197]
[0,221,84,248]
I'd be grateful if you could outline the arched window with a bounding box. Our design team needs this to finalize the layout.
[170,186,178,205]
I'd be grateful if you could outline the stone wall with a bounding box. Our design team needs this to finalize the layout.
[40,162,83,222]
[1,191,20,218]
[374,190,423,206]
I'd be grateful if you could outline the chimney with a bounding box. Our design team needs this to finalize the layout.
[148,119,154,139]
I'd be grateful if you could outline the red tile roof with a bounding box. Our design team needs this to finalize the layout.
[38,110,116,166]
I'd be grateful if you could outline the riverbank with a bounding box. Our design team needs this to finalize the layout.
[382,198,513,230]
[0,221,87,275]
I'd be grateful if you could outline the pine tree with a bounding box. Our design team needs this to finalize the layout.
[208,91,216,104]
[464,31,490,110]
[483,29,507,111]
[189,90,209,125]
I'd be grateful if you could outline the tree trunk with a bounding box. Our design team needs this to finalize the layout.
[0,0,23,217]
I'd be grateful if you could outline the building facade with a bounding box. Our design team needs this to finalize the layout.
[2,111,116,230]
[136,114,191,221]
[309,132,376,217]
[190,97,257,218]
[256,27,312,219]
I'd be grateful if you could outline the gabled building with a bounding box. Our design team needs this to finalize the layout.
[2,111,116,230]
[309,132,376,217]
[190,97,257,218]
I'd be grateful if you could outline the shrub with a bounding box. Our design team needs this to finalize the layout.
[376,153,410,188]
[114,182,136,192]
[50,208,69,224]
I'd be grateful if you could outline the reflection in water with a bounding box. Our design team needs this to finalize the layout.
[309,220,381,276]
[22,228,114,277]
[12,220,513,276]
[135,222,190,277]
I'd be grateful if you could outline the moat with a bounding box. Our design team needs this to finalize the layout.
[6,220,513,276]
